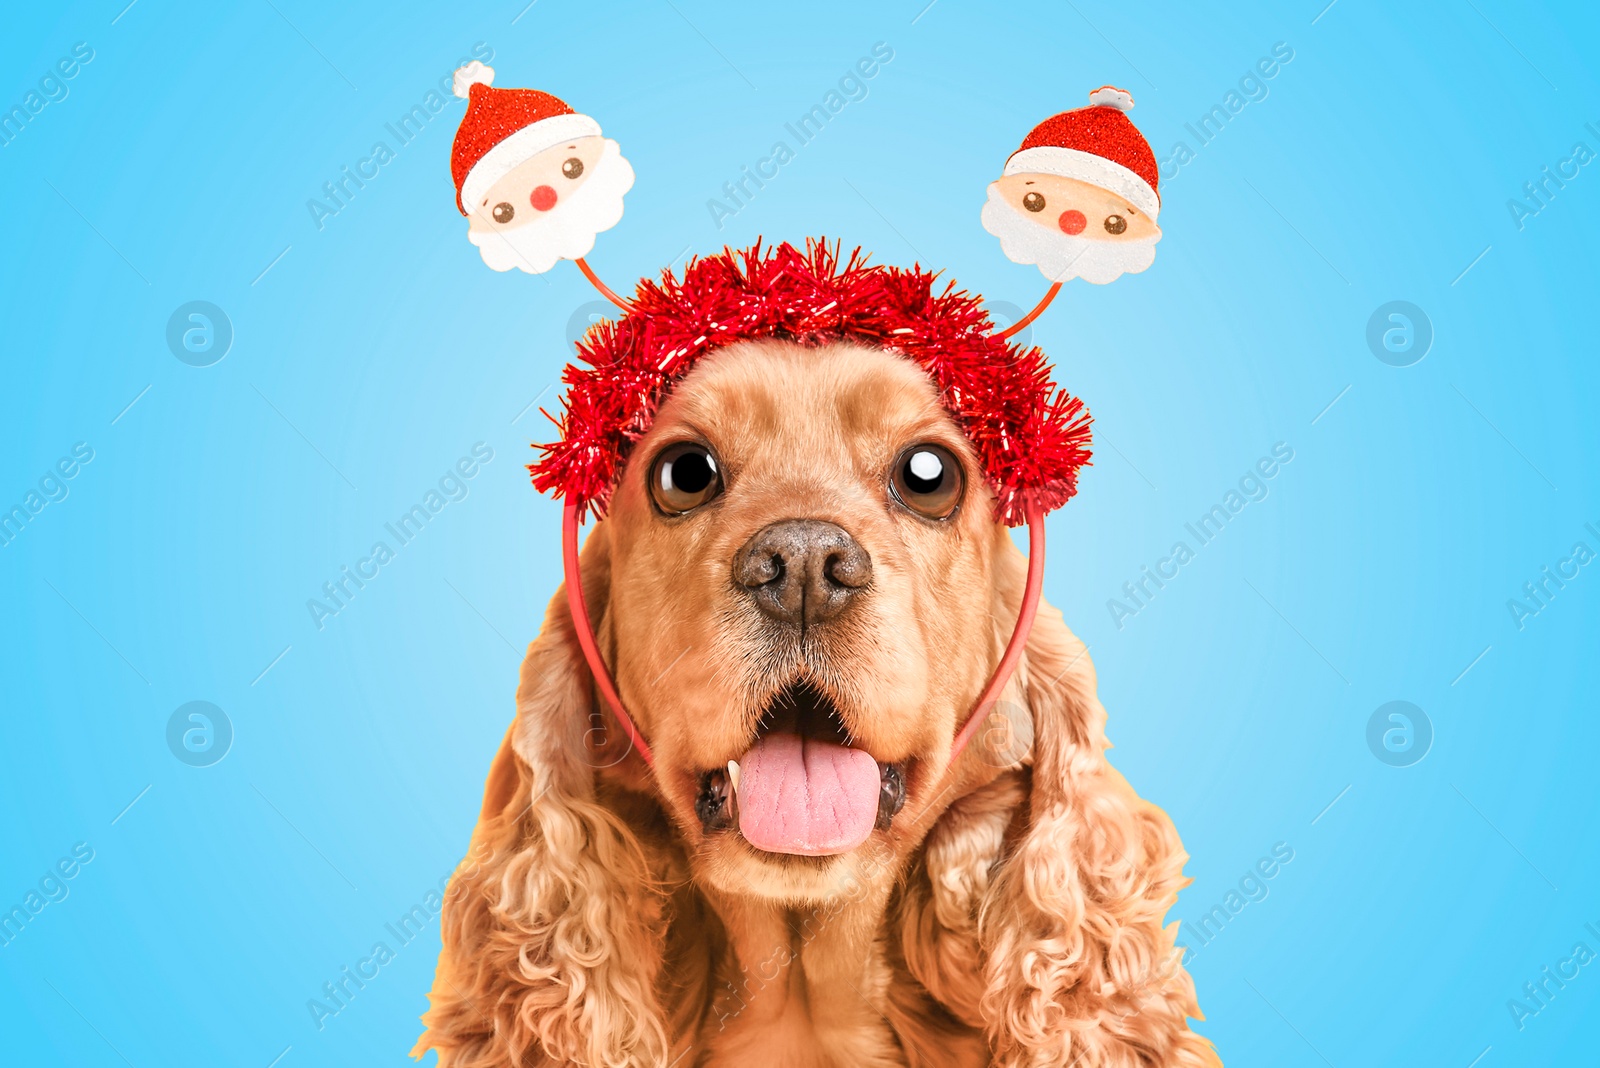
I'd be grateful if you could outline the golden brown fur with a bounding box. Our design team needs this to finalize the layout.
[416,340,1218,1066]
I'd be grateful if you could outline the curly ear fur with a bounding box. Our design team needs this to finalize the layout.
[896,771,1026,1032]
[415,527,672,1067]
[972,601,1218,1067]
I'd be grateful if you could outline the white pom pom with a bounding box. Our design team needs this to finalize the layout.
[453,61,494,99]
[1088,85,1134,111]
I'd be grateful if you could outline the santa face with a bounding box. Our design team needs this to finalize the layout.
[466,136,635,274]
[981,172,1160,285]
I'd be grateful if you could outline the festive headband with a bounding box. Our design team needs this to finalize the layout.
[447,63,1164,768]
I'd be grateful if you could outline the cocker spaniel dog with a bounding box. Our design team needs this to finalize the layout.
[415,244,1214,1067]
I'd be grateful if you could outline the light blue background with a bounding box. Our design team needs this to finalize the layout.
[3,1,1597,1064]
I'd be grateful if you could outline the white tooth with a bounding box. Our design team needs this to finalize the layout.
[727,759,741,794]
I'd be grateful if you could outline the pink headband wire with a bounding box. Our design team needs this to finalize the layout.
[561,499,1045,770]
[556,258,1057,771]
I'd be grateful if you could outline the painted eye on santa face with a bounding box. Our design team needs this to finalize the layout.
[649,442,723,515]
[561,157,584,180]
[1022,192,1046,213]
[1104,214,1127,235]
[492,202,515,224]
[890,443,963,520]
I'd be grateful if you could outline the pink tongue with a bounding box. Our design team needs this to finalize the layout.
[736,731,880,856]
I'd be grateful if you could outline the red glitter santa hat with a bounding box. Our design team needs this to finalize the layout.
[530,239,1093,528]
[448,61,602,214]
[1003,86,1160,220]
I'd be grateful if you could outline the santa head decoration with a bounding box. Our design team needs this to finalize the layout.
[982,86,1162,285]
[449,61,634,275]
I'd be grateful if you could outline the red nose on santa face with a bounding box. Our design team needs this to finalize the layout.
[531,185,557,211]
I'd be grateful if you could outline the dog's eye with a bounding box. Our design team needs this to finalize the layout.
[492,202,515,223]
[1023,192,1046,213]
[562,157,584,180]
[1104,214,1127,235]
[890,444,963,520]
[650,442,722,514]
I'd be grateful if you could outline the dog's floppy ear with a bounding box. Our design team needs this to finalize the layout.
[415,524,670,1067]
[974,596,1219,1067]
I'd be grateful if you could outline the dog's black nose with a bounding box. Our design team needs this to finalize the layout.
[733,519,872,626]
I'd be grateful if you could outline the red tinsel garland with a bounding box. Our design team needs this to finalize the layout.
[528,238,1093,527]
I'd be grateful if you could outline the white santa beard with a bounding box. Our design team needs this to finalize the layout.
[981,188,1158,285]
[469,140,636,275]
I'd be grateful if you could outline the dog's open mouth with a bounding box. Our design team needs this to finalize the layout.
[695,681,907,856]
